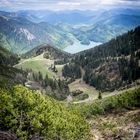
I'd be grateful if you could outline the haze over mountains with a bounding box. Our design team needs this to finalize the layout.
[0,8,140,54]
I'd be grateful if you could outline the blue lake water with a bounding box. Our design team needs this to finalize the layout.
[64,41,101,54]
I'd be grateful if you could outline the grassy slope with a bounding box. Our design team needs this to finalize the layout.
[15,53,57,78]
[72,88,140,117]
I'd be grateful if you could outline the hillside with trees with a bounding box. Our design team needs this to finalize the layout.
[0,46,19,66]
[23,44,71,59]
[0,26,140,140]
[26,69,70,100]
[0,5,140,140]
[23,44,71,65]
[15,44,71,100]
[0,45,27,88]
[63,26,140,91]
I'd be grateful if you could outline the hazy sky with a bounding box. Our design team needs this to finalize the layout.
[0,0,140,11]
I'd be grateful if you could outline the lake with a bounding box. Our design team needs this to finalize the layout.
[64,41,102,54]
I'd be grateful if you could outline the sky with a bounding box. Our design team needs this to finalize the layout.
[0,0,140,11]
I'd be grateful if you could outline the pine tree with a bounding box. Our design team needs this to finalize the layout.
[98,91,102,100]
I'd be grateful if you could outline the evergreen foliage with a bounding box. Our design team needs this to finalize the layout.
[98,91,102,100]
[62,63,81,80]
[0,85,89,139]
[28,70,69,100]
[72,26,140,91]
[74,88,140,118]
[0,46,19,66]
[0,46,26,88]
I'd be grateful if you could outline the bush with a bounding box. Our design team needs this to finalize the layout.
[76,94,89,101]
[0,85,89,139]
[71,90,83,96]
[75,88,140,118]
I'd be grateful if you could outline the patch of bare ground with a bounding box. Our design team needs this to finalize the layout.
[88,109,140,140]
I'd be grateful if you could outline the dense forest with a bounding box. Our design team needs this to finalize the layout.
[62,26,140,91]
[0,46,27,88]
[62,63,81,81]
[0,46,19,66]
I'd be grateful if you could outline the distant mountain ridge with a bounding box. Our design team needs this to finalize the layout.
[17,8,140,45]
[0,11,76,53]
[0,8,140,54]
[71,14,140,43]
[17,8,140,24]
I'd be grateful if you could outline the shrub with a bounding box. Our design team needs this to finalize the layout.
[0,85,89,139]
[76,94,89,101]
[75,88,140,118]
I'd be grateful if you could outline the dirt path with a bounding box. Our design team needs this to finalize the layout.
[72,82,139,104]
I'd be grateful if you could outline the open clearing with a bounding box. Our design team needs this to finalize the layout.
[69,79,140,104]
[15,53,63,78]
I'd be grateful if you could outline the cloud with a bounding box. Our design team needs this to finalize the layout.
[1,0,12,6]
[58,2,81,6]
[101,0,140,6]
[0,0,140,11]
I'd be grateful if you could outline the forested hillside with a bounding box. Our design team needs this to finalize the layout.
[17,44,71,100]
[63,26,140,91]
[23,44,71,60]
[0,45,27,88]
[0,24,140,140]
[0,46,19,66]
[0,44,89,138]
[0,3,140,140]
